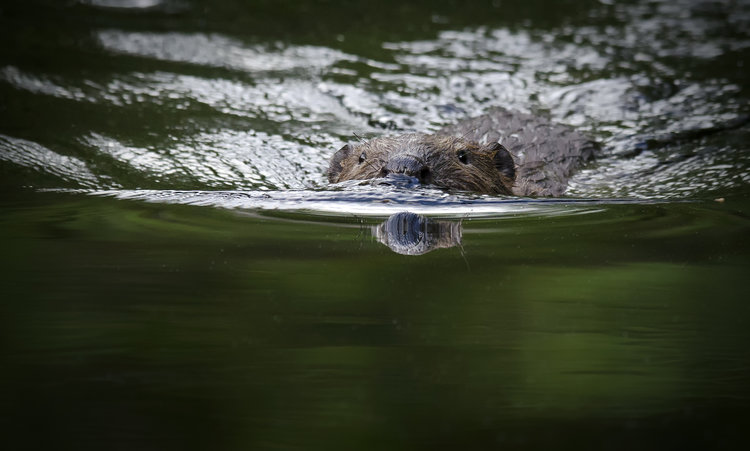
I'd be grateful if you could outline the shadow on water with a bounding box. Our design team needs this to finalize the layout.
[373,212,463,256]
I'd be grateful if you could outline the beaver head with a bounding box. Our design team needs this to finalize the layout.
[327,134,516,194]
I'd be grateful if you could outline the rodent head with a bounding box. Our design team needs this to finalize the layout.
[327,133,515,194]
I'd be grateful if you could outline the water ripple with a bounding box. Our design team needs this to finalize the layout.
[82,130,329,189]
[0,135,104,188]
[89,188,658,218]
[1,0,747,202]
[96,30,356,73]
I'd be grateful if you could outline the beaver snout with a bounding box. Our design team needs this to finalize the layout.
[382,155,432,184]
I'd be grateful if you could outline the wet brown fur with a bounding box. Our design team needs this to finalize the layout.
[328,133,515,195]
[328,108,598,196]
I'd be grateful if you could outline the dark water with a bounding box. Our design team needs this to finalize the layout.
[2,0,750,449]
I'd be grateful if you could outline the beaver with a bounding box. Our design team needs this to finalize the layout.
[327,107,599,196]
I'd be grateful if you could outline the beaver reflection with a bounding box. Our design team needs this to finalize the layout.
[373,212,462,255]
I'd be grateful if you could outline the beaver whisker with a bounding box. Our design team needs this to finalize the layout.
[363,157,386,175]
[460,128,476,141]
[353,132,366,144]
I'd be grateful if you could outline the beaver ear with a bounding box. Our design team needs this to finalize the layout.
[328,143,354,182]
[487,142,515,181]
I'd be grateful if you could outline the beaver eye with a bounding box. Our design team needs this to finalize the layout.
[358,151,366,164]
[457,149,469,164]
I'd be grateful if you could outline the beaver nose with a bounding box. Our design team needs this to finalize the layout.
[383,156,431,183]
